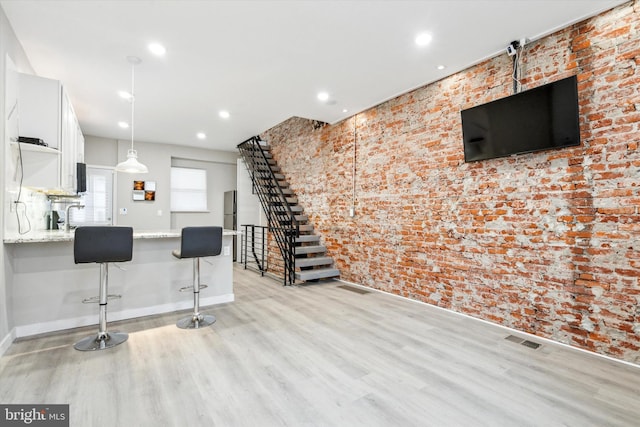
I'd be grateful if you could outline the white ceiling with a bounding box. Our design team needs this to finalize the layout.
[1,0,627,152]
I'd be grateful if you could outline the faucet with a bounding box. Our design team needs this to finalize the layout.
[65,203,84,232]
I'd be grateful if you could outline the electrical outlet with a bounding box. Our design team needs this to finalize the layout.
[223,246,230,256]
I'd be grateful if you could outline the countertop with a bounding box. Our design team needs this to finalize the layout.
[4,229,240,244]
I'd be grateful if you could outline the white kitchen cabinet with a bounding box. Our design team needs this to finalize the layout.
[18,73,62,149]
[17,73,84,191]
[60,91,84,191]
[9,142,60,188]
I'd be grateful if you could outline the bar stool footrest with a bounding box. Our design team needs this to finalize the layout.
[81,294,122,304]
[178,284,207,292]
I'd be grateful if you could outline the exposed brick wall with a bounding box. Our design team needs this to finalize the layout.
[261,2,640,364]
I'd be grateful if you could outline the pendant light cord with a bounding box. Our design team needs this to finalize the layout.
[130,61,135,151]
[115,55,148,173]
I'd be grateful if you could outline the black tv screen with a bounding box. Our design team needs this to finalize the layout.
[461,75,580,162]
[76,162,87,193]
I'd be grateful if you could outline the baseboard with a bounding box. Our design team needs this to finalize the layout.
[337,278,640,370]
[0,328,17,356]
[13,293,235,338]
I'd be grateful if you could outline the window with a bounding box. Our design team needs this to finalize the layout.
[69,167,114,226]
[171,167,207,212]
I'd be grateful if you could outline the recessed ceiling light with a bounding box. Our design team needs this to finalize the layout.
[148,43,166,56]
[197,132,206,139]
[437,65,446,70]
[118,90,132,100]
[317,92,330,102]
[342,109,348,113]
[219,110,230,119]
[415,33,432,47]
[118,121,129,129]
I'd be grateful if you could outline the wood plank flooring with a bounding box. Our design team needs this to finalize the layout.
[1,265,639,426]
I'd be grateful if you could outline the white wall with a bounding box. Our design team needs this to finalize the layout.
[170,158,236,230]
[84,134,117,166]
[84,136,238,230]
[1,3,35,354]
[236,158,266,260]
[236,158,265,227]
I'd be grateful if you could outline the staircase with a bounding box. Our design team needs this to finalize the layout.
[237,136,340,285]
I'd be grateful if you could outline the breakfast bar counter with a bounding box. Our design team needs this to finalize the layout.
[4,229,238,337]
[4,229,190,243]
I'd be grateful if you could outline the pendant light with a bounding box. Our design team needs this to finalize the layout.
[115,56,148,173]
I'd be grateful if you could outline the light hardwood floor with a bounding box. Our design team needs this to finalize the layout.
[1,265,639,426]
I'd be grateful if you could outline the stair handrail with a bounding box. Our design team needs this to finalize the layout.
[238,136,299,230]
[240,224,267,274]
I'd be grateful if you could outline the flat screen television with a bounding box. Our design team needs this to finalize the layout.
[76,162,87,193]
[461,75,580,162]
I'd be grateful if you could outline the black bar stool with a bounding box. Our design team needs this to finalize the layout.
[73,226,133,351]
[173,226,223,329]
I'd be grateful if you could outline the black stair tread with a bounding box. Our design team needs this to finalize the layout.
[251,166,275,172]
[295,256,333,268]
[295,235,320,243]
[254,176,282,181]
[268,199,298,205]
[247,158,276,165]
[294,245,326,255]
[252,165,281,172]
[256,180,288,187]
[254,172,285,180]
[295,268,340,281]
[265,191,292,197]
[244,154,271,159]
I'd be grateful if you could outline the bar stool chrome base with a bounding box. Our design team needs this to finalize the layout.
[176,313,216,329]
[74,331,128,351]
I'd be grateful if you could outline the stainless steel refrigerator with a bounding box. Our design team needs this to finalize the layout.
[223,190,237,261]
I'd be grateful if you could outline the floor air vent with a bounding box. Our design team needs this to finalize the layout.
[505,335,541,350]
[521,340,541,349]
[337,285,371,294]
[504,335,524,344]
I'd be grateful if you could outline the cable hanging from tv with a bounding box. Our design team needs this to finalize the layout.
[508,40,524,94]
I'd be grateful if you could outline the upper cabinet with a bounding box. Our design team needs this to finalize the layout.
[60,89,84,191]
[18,73,63,149]
[17,73,84,191]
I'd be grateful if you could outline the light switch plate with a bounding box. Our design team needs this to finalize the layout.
[223,246,230,256]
